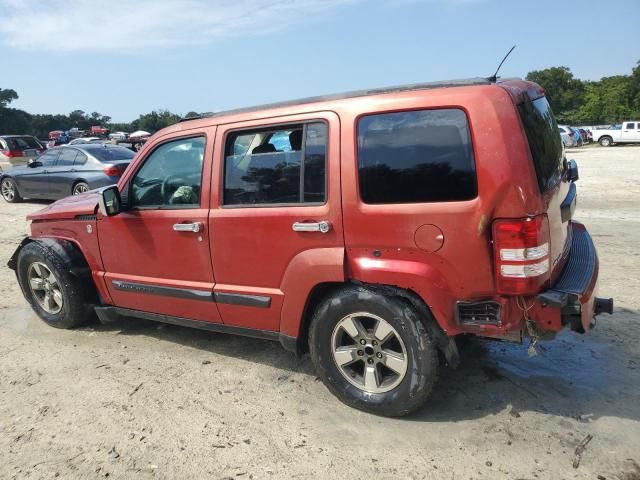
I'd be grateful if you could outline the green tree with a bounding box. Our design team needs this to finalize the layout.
[0,88,18,107]
[526,67,585,123]
[132,109,182,132]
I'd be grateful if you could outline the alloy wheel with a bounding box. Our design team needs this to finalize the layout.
[1,179,15,201]
[73,183,89,195]
[27,262,63,314]
[331,312,408,394]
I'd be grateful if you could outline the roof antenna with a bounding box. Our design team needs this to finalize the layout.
[488,45,516,83]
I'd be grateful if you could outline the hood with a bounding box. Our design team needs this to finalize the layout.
[27,191,99,222]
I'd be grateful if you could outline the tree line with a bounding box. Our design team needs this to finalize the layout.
[0,89,203,139]
[1,61,638,138]
[526,61,639,125]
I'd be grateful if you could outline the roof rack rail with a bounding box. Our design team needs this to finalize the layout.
[178,113,214,123]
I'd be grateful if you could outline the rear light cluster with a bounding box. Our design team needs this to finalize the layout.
[492,215,551,295]
[0,150,23,158]
[103,164,127,176]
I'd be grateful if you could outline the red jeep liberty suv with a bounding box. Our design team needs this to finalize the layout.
[9,78,613,416]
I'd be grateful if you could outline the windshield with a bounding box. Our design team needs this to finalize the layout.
[87,146,135,162]
[517,96,564,193]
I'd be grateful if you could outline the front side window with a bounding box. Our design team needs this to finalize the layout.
[131,136,205,209]
[56,148,78,166]
[357,109,476,204]
[627,122,635,129]
[38,150,60,167]
[223,122,327,206]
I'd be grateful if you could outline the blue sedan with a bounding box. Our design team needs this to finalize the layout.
[1,144,134,202]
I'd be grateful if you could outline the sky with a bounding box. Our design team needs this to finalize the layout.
[1,0,639,123]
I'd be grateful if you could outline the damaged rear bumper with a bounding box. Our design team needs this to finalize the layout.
[537,222,613,333]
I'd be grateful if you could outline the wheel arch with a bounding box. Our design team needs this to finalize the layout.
[291,280,460,368]
[9,237,99,303]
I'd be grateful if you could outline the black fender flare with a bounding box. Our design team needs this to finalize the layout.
[7,237,91,281]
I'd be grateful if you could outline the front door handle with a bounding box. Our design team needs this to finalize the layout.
[173,222,203,233]
[292,220,331,233]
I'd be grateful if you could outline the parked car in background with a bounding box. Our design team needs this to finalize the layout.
[68,128,85,139]
[591,121,640,146]
[0,144,134,201]
[49,131,70,145]
[90,126,110,136]
[578,128,590,143]
[109,131,129,141]
[68,137,104,145]
[0,135,46,171]
[570,127,584,146]
[558,125,578,147]
[5,77,613,417]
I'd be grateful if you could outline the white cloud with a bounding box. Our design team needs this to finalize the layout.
[0,0,356,52]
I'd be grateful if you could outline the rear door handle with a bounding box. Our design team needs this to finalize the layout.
[173,222,203,233]
[292,221,331,233]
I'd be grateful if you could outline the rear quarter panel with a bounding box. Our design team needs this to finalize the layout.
[338,85,543,335]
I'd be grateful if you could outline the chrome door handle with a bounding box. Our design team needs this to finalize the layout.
[173,222,203,233]
[292,221,331,233]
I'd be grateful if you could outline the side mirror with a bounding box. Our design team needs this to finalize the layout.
[567,159,579,182]
[98,185,122,217]
[28,161,43,168]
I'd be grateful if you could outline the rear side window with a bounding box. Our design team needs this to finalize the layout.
[357,109,476,204]
[223,122,327,206]
[74,151,88,165]
[517,97,564,192]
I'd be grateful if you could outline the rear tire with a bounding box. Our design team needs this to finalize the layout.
[309,285,439,417]
[72,181,90,195]
[599,136,613,147]
[17,242,94,329]
[1,177,22,203]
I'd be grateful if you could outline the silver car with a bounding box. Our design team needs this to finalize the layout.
[0,135,46,172]
[558,125,578,148]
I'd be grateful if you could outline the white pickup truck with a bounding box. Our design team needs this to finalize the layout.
[592,121,640,146]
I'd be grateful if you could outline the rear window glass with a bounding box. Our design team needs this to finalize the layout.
[357,109,476,204]
[517,97,564,192]
[5,136,43,150]
[87,146,135,162]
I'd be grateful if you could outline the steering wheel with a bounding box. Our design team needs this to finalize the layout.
[161,175,188,203]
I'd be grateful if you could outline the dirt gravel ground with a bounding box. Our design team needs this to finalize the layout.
[1,146,639,480]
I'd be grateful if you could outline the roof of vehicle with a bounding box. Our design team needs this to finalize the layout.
[171,77,543,134]
[180,77,494,123]
[68,143,129,151]
[0,134,39,138]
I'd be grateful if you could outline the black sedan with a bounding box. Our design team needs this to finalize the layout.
[0,144,134,202]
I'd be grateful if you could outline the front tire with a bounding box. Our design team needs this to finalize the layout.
[17,242,94,329]
[599,136,613,147]
[309,286,439,417]
[1,177,22,203]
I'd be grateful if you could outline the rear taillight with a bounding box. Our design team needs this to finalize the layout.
[492,215,551,295]
[1,150,23,158]
[103,165,125,176]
